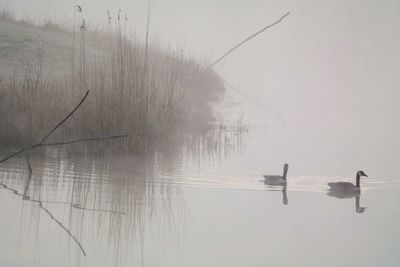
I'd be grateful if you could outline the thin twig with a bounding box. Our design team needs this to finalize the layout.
[0,183,87,256]
[143,0,151,88]
[145,0,150,62]
[22,168,32,199]
[0,135,127,163]
[72,204,126,215]
[40,90,89,144]
[0,146,39,164]
[42,135,128,146]
[0,90,128,164]
[39,202,86,256]
[34,200,126,215]
[209,12,290,68]
[0,90,89,163]
[25,155,32,175]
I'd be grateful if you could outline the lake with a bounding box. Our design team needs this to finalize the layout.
[0,89,399,267]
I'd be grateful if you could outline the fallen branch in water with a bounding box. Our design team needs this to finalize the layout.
[0,182,87,256]
[209,12,290,68]
[0,90,128,164]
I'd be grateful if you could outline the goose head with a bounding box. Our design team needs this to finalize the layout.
[282,163,289,179]
[357,170,368,177]
[283,163,289,172]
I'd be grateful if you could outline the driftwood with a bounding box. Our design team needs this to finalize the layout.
[0,90,127,164]
[209,12,290,68]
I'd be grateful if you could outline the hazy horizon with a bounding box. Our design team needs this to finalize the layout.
[3,1,398,141]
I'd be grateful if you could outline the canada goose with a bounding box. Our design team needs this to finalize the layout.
[263,163,288,186]
[328,170,368,193]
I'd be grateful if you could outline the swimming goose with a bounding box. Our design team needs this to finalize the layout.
[328,170,367,193]
[263,163,288,186]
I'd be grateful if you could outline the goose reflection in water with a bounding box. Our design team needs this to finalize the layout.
[327,170,368,213]
[327,191,367,213]
[261,182,288,205]
[263,163,289,205]
[281,184,288,205]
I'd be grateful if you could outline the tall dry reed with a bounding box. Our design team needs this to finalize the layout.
[0,10,225,155]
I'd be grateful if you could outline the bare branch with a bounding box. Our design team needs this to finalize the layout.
[209,12,290,68]
[41,135,128,146]
[0,146,40,164]
[0,135,127,163]
[40,90,89,144]
[0,183,87,256]
[25,155,32,175]
[0,90,128,164]
[39,202,87,256]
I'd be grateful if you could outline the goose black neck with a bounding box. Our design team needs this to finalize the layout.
[356,173,361,188]
[283,168,288,180]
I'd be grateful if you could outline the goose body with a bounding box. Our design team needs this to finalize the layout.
[327,171,368,213]
[327,182,358,192]
[263,163,288,186]
[263,175,286,185]
[328,171,368,195]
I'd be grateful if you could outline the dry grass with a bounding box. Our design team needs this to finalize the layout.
[0,10,225,155]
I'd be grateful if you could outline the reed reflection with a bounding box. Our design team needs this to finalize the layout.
[0,153,187,264]
[0,119,246,265]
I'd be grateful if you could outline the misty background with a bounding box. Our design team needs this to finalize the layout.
[1,0,399,174]
[1,2,400,266]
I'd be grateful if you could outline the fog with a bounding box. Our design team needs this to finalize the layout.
[4,0,399,148]
[1,1,400,266]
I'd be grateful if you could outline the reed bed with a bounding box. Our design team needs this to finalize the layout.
[0,10,225,155]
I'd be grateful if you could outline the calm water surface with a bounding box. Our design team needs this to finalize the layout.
[1,91,400,267]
